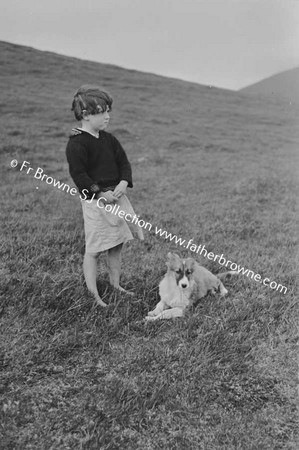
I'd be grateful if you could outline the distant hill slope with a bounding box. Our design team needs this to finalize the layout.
[240,67,299,104]
[0,39,297,165]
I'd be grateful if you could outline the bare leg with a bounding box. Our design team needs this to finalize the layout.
[135,225,144,241]
[107,243,133,295]
[83,252,107,307]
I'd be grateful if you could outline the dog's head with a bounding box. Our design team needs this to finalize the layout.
[166,253,196,289]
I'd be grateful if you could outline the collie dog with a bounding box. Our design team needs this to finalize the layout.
[145,252,236,321]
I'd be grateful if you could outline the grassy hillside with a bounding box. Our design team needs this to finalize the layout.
[0,40,298,449]
[240,67,299,104]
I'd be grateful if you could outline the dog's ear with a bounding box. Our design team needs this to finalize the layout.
[166,252,174,268]
[185,258,196,271]
[167,252,180,260]
[166,252,181,269]
[167,252,181,261]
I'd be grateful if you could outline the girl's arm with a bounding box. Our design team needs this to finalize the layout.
[66,140,101,197]
[112,135,133,188]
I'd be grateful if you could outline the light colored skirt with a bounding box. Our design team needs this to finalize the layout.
[81,195,135,253]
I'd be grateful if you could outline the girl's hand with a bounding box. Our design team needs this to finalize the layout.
[113,180,128,198]
[100,190,118,204]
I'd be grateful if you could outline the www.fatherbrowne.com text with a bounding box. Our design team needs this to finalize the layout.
[16,160,287,294]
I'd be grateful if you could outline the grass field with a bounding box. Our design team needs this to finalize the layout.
[0,40,298,449]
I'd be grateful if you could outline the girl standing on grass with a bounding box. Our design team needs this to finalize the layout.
[66,85,143,306]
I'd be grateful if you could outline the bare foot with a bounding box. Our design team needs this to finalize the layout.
[95,297,108,307]
[220,287,228,296]
[112,285,135,296]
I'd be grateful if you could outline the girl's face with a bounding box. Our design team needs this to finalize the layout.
[86,106,110,132]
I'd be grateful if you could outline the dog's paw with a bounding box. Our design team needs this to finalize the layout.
[144,314,161,322]
[147,310,157,317]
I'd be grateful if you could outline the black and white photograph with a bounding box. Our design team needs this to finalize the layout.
[0,0,298,448]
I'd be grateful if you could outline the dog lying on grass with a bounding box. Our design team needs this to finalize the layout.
[145,252,237,321]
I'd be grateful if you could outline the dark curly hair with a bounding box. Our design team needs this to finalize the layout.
[71,84,113,121]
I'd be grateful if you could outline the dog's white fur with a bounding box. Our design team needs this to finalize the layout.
[145,252,236,321]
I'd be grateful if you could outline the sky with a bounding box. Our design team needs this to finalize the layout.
[1,0,298,90]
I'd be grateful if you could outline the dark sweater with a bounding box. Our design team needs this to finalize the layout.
[66,129,133,198]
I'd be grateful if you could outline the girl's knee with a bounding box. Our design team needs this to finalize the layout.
[84,251,100,259]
